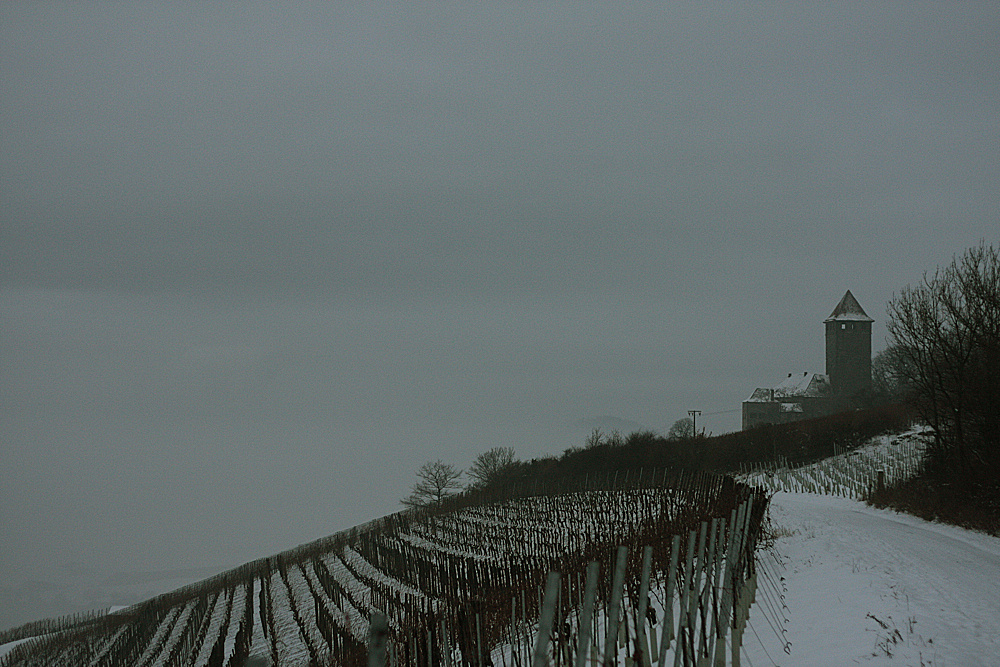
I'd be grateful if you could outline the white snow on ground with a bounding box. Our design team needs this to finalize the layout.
[0,637,35,660]
[743,492,1000,667]
[4,485,998,667]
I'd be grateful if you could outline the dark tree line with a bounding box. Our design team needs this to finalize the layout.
[492,404,913,489]
[868,242,1000,534]
[885,242,1000,477]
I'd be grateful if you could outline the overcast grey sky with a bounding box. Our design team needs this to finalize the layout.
[2,2,997,628]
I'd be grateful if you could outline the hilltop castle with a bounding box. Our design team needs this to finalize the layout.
[742,290,873,430]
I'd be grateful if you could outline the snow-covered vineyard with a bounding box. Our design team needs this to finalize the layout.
[739,426,929,499]
[0,473,767,666]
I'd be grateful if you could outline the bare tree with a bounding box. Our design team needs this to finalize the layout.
[467,447,517,488]
[584,428,604,449]
[401,460,463,508]
[584,428,624,448]
[871,344,916,402]
[667,417,694,441]
[886,242,1000,472]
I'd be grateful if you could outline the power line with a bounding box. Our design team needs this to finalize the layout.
[688,410,702,436]
[701,408,742,416]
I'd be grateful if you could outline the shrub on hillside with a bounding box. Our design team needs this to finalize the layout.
[867,460,1000,536]
[495,402,915,487]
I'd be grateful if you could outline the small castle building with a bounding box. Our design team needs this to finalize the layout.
[742,291,873,430]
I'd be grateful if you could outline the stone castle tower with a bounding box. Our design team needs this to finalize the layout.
[824,290,873,401]
[742,290,874,429]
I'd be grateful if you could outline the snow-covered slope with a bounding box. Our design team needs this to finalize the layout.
[0,477,766,666]
[741,426,929,499]
[6,426,998,666]
[743,492,1000,667]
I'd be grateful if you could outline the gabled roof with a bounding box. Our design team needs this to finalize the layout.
[824,290,874,323]
[773,372,833,398]
[745,387,774,403]
[744,372,834,402]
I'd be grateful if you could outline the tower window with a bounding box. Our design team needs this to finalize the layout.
[842,324,846,329]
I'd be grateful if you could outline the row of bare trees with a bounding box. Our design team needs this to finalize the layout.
[884,241,1000,477]
[400,421,725,513]
[401,447,518,509]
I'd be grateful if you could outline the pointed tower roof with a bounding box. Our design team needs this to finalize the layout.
[824,290,874,322]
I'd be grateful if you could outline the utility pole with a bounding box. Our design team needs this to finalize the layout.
[688,410,701,437]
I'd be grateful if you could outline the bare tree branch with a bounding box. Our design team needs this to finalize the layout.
[886,241,1000,471]
[467,447,517,488]
[401,460,463,509]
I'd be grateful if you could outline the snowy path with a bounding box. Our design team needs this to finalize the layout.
[743,492,1000,667]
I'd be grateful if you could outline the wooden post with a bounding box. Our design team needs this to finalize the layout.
[532,572,561,667]
[673,531,696,667]
[575,562,600,667]
[512,599,522,667]
[441,619,452,667]
[476,613,484,667]
[522,589,530,667]
[634,546,653,666]
[687,522,708,665]
[713,505,743,667]
[368,612,389,667]
[656,534,681,666]
[603,546,629,666]
[705,517,726,664]
[696,519,719,663]
[731,498,755,667]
